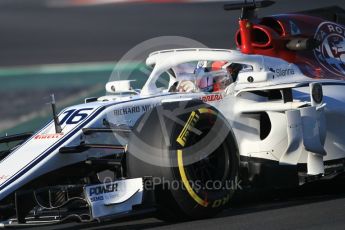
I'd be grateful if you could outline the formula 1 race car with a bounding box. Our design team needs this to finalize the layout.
[1,0,345,227]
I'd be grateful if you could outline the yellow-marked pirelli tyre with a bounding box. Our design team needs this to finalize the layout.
[126,100,239,220]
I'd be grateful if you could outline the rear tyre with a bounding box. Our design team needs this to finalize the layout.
[127,100,239,219]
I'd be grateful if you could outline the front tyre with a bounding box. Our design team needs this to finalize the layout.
[127,100,239,219]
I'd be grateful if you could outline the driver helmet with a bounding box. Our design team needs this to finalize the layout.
[211,61,232,92]
[195,61,234,92]
[194,61,213,92]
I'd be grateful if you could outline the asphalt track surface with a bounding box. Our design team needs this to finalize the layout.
[23,179,345,230]
[1,0,345,229]
[0,0,344,66]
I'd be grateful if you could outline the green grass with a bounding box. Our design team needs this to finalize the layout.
[0,62,149,136]
[1,87,105,136]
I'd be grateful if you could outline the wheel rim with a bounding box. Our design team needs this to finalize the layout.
[185,142,231,192]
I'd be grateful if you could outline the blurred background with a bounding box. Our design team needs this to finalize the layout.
[0,0,344,136]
